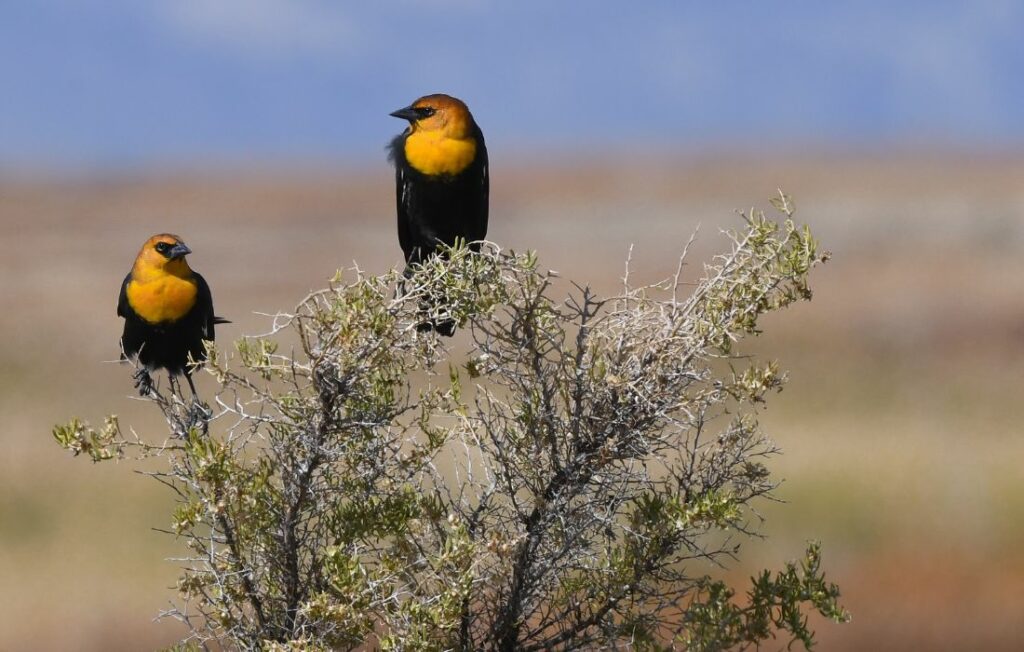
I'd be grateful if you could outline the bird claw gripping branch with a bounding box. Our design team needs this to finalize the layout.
[132,367,155,397]
[184,401,212,437]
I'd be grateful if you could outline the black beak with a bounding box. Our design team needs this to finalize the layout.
[169,243,192,259]
[389,105,421,122]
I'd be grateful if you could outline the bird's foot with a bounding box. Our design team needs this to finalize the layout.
[132,368,155,397]
[415,318,456,336]
[434,318,456,338]
[185,400,212,436]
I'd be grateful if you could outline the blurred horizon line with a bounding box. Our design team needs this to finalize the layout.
[3,142,1023,183]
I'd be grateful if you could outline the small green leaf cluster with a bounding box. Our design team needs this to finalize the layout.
[681,542,849,651]
[52,415,124,462]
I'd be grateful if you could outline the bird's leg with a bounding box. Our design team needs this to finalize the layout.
[184,372,212,427]
[397,264,414,299]
[132,367,155,397]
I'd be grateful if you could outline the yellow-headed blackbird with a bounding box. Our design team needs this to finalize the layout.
[388,93,488,336]
[117,234,228,396]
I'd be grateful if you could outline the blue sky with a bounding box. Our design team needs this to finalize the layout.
[1,1,1021,168]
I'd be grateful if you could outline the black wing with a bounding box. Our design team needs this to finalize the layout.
[389,133,416,261]
[472,128,489,243]
[117,272,137,361]
[396,164,416,261]
[192,272,219,341]
[117,272,132,318]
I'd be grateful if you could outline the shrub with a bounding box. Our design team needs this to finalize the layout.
[55,194,847,650]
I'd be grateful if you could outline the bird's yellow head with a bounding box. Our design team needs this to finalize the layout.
[390,94,476,140]
[390,94,479,176]
[133,233,194,280]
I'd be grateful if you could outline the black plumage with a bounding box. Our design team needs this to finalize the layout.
[117,234,227,396]
[118,272,218,375]
[388,128,489,267]
[388,94,489,336]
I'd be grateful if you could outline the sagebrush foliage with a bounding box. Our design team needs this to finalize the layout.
[56,195,847,650]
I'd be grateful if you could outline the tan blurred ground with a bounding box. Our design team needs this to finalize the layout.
[2,152,1023,650]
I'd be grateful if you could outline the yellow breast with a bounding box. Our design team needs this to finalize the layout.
[404,131,477,177]
[127,275,198,324]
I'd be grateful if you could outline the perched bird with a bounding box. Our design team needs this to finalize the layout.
[388,93,488,335]
[117,234,228,397]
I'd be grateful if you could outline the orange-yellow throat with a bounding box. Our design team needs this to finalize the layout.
[404,131,477,177]
[127,264,198,324]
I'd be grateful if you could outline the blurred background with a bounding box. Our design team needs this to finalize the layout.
[2,1,1023,649]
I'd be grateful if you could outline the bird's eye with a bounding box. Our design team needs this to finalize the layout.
[418,107,436,118]
[155,242,171,255]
